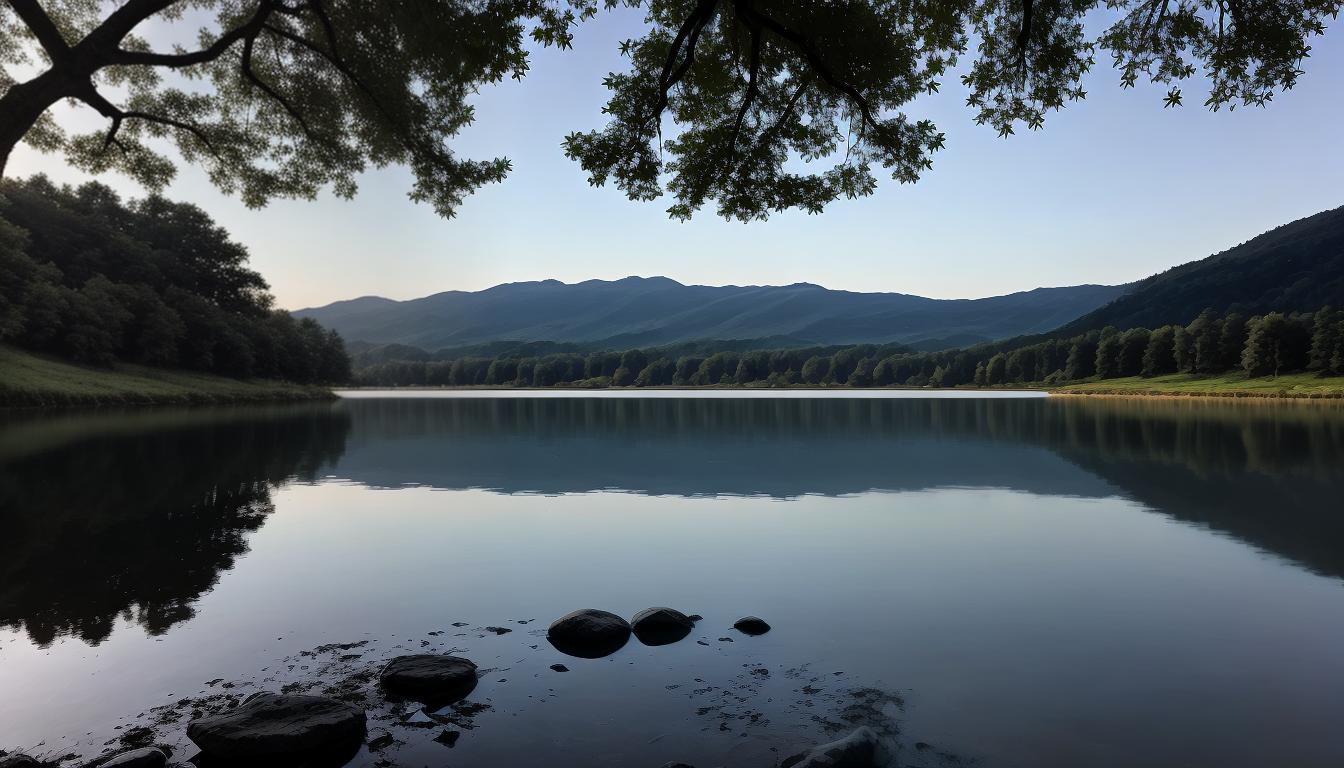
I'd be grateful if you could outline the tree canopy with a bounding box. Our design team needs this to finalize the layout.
[0,174,351,382]
[1,0,1338,221]
[0,0,582,215]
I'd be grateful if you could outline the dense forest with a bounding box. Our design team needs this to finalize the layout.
[353,307,1344,388]
[0,176,349,384]
[1054,205,1344,334]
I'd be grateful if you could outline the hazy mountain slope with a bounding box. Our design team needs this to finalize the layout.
[1056,205,1344,335]
[297,277,1124,349]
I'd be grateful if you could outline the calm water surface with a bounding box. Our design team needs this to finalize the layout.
[2,393,1343,767]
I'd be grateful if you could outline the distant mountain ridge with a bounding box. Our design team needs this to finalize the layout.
[296,277,1126,351]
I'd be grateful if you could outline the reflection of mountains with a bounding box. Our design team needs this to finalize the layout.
[4,396,1342,649]
[333,398,1115,497]
[0,405,350,646]
[331,397,1344,578]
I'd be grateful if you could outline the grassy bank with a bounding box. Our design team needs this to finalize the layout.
[1050,372,1344,399]
[0,346,335,407]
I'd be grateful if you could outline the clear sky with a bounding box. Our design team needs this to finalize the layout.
[8,8,1344,310]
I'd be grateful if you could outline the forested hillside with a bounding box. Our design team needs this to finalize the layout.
[353,307,1344,391]
[298,277,1125,350]
[1057,206,1344,334]
[0,176,349,384]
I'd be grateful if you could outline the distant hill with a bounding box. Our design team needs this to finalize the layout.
[296,277,1124,351]
[1056,205,1344,335]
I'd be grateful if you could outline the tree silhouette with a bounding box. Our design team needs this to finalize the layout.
[2,0,1337,219]
[0,0,580,215]
[565,0,1338,219]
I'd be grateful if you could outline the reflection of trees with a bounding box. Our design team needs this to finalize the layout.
[0,405,351,646]
[1040,399,1344,581]
[4,396,1339,648]
[337,396,1344,579]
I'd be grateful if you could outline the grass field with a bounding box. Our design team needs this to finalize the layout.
[0,345,335,407]
[1050,372,1344,398]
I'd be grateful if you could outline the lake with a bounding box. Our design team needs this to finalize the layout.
[2,392,1343,767]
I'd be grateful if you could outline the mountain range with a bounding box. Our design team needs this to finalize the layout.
[296,204,1344,353]
[296,279,1126,351]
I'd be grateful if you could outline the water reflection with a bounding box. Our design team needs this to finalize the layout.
[0,405,350,646]
[2,396,1342,650]
[333,396,1344,577]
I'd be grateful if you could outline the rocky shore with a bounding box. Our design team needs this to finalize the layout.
[1,608,964,768]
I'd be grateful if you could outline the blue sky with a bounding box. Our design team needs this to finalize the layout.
[9,7,1344,310]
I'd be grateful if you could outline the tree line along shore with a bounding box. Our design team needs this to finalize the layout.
[4,176,1341,406]
[349,306,1344,398]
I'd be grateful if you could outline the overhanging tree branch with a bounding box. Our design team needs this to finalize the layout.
[240,30,316,137]
[736,4,886,139]
[109,1,274,68]
[8,0,70,56]
[726,4,762,163]
[79,85,220,157]
[649,0,717,131]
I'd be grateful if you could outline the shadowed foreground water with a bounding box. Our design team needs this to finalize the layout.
[2,394,1343,767]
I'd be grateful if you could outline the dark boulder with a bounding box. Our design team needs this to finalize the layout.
[185,692,365,763]
[733,616,771,635]
[631,607,695,646]
[0,755,44,768]
[99,748,167,768]
[547,609,631,658]
[379,655,478,703]
[781,727,892,768]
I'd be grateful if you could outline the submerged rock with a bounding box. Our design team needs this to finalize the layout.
[781,727,893,768]
[98,748,167,768]
[631,607,695,646]
[367,730,395,751]
[733,616,771,635]
[547,609,631,658]
[186,692,365,762]
[379,655,478,702]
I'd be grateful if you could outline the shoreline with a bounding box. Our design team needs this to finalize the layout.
[0,345,336,409]
[1051,389,1344,400]
[333,379,1344,400]
[0,615,936,768]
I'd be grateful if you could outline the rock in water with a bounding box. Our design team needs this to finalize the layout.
[547,609,631,658]
[631,607,695,646]
[379,654,478,702]
[186,692,365,762]
[99,748,167,768]
[733,616,771,635]
[782,727,893,768]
